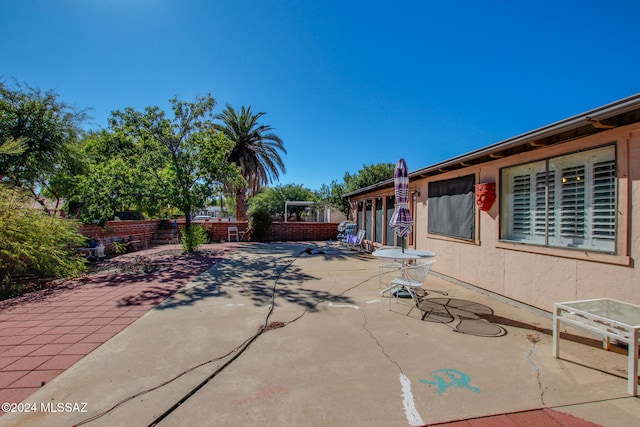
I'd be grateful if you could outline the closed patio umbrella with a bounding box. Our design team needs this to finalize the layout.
[389,158,413,251]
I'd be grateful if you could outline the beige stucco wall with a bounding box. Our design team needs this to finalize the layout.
[412,123,640,312]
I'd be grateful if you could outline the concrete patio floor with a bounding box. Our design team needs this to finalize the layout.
[0,242,638,426]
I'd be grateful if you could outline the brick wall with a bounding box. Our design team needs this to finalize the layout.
[185,220,339,242]
[264,222,339,241]
[80,219,340,248]
[78,220,162,251]
[192,221,249,241]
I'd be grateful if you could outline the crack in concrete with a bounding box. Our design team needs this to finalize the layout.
[362,311,403,371]
[362,311,425,426]
[525,333,545,406]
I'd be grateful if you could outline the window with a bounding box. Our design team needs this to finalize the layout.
[365,200,373,240]
[428,174,476,240]
[500,145,616,253]
[375,198,383,244]
[385,196,396,245]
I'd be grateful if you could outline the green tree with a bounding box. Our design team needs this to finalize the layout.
[0,137,26,156]
[214,105,286,221]
[72,129,165,223]
[317,163,394,218]
[343,163,395,193]
[78,95,241,250]
[248,184,316,219]
[0,81,88,214]
[318,179,350,217]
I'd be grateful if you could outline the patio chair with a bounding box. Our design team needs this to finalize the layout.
[228,226,239,242]
[345,229,366,252]
[336,220,354,242]
[339,223,357,247]
[387,259,437,310]
[378,257,403,288]
[95,243,106,261]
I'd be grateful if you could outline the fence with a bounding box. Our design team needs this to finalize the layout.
[185,220,340,242]
[79,219,341,248]
[78,220,162,252]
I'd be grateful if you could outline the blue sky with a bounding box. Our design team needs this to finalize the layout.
[3,0,639,191]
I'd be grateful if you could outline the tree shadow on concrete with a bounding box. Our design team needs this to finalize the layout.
[0,251,226,311]
[78,251,227,308]
[156,242,357,311]
[0,280,81,311]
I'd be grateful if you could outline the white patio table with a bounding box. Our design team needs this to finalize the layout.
[553,298,640,396]
[373,247,435,297]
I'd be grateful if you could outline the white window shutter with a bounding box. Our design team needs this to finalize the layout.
[590,158,616,250]
[501,145,616,253]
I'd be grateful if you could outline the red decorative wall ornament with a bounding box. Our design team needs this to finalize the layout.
[475,183,496,211]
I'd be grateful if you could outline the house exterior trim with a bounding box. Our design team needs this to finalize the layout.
[346,94,640,311]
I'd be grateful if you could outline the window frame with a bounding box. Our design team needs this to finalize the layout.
[499,143,621,257]
[427,174,477,241]
[365,199,373,241]
[375,197,383,244]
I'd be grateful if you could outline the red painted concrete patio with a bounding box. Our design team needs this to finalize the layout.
[0,245,236,406]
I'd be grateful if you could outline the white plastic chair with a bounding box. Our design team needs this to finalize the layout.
[387,260,436,310]
[228,226,239,242]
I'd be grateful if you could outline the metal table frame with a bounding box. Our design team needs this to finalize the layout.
[76,247,97,259]
[372,247,435,298]
[552,298,640,396]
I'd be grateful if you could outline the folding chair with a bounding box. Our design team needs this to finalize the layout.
[336,220,354,243]
[228,226,240,242]
[339,223,357,247]
[346,229,366,252]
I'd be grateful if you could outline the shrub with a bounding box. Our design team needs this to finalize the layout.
[181,224,208,253]
[0,187,87,299]
[112,241,129,254]
[248,207,272,242]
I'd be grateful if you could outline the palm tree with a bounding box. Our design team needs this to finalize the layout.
[214,105,286,221]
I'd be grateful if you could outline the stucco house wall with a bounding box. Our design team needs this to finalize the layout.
[412,124,639,311]
[346,95,640,313]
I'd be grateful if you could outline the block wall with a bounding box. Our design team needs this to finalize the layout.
[264,222,339,241]
[195,221,249,241]
[78,220,162,251]
[80,219,341,248]
[192,221,339,242]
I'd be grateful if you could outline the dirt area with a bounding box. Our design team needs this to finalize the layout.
[0,246,230,309]
[86,249,207,275]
